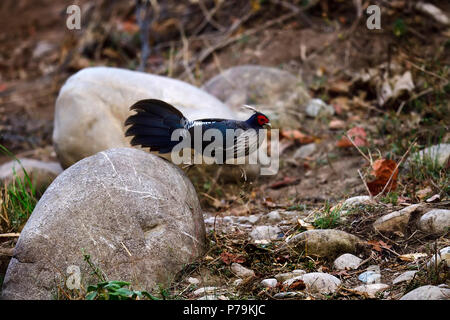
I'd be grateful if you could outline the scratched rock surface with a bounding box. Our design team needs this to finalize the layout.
[1,148,206,300]
[53,66,235,169]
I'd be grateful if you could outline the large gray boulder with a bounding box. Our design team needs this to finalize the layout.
[53,67,235,169]
[1,148,206,300]
[202,65,311,128]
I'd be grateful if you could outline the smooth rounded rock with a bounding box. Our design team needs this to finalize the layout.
[284,229,363,258]
[1,148,206,300]
[333,253,362,270]
[0,158,63,192]
[53,67,235,168]
[354,283,390,298]
[418,209,450,234]
[202,65,311,129]
[231,263,255,278]
[400,285,450,300]
[302,272,341,294]
[260,278,278,288]
[250,225,282,242]
[392,271,418,285]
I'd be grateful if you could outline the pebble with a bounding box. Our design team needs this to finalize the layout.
[306,99,335,118]
[260,278,278,288]
[333,253,362,270]
[274,270,307,282]
[249,225,282,242]
[302,272,341,294]
[231,263,255,278]
[427,246,450,268]
[266,210,282,222]
[358,266,381,284]
[354,284,390,298]
[193,287,221,296]
[418,209,450,234]
[343,196,374,207]
[392,271,418,285]
[187,277,200,285]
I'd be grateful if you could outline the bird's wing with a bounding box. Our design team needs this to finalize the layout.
[224,128,259,159]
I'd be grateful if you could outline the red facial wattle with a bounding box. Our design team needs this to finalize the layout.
[257,115,268,125]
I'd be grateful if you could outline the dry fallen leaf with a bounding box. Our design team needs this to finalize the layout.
[398,253,427,262]
[416,186,432,200]
[269,177,300,189]
[336,126,368,148]
[367,159,398,196]
[280,129,314,144]
[220,252,245,265]
[367,240,392,252]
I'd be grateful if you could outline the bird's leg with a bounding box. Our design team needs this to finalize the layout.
[239,166,247,181]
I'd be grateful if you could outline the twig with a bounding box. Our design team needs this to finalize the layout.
[358,169,373,199]
[346,133,372,164]
[136,0,154,72]
[0,233,20,237]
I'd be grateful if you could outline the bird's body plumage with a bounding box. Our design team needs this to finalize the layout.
[125,99,270,163]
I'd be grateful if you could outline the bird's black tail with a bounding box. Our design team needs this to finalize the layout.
[125,99,187,154]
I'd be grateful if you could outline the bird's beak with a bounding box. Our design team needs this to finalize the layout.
[263,123,271,129]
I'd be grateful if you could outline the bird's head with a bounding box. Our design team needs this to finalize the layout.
[246,111,271,129]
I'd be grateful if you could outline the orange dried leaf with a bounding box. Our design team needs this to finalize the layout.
[280,129,314,144]
[367,159,398,195]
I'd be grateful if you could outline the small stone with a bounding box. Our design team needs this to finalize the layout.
[197,294,229,300]
[250,225,281,242]
[293,143,317,160]
[302,273,341,294]
[247,215,260,224]
[329,119,346,130]
[418,209,450,234]
[354,284,390,298]
[231,263,255,278]
[193,287,220,296]
[233,279,243,286]
[343,196,374,207]
[358,266,381,284]
[427,246,450,268]
[237,215,260,225]
[260,278,278,288]
[373,204,422,235]
[267,210,282,222]
[273,292,304,299]
[274,270,307,282]
[284,229,362,258]
[400,285,450,300]
[333,253,362,270]
[32,41,55,59]
[306,99,335,118]
[407,143,450,168]
[392,271,418,285]
[187,277,200,285]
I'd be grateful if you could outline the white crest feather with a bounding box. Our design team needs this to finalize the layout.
[242,104,258,113]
